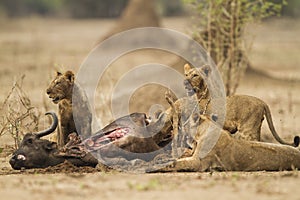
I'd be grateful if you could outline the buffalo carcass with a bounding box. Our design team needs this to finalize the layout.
[9,112,98,170]
[10,112,171,170]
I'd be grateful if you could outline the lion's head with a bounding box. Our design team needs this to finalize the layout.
[183,63,211,97]
[46,71,75,104]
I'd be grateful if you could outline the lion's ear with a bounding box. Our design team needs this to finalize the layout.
[184,63,192,71]
[56,71,62,76]
[64,71,75,83]
[201,65,211,77]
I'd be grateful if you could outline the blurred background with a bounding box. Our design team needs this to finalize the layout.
[0,0,299,18]
[0,0,183,18]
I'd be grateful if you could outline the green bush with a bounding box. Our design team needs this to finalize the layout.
[0,0,63,17]
[184,0,286,95]
[282,0,300,17]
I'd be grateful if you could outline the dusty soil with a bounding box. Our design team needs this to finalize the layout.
[0,17,300,199]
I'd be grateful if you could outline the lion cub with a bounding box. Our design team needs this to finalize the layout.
[46,71,92,147]
[158,110,300,172]
[183,63,299,147]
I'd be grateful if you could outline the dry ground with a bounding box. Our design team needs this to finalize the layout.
[0,16,300,200]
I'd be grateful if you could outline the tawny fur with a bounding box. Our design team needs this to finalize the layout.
[158,96,300,172]
[183,63,298,146]
[46,71,92,147]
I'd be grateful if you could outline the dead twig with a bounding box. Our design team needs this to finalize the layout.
[0,75,41,149]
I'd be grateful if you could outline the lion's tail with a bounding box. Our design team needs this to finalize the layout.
[264,105,299,147]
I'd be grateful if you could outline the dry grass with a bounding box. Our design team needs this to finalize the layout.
[0,75,41,149]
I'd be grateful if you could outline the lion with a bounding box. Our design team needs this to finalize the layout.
[46,71,92,147]
[182,63,299,147]
[154,96,300,172]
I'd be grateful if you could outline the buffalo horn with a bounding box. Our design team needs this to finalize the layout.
[35,112,58,138]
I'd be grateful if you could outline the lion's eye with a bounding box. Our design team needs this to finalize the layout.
[54,80,60,85]
[192,74,199,78]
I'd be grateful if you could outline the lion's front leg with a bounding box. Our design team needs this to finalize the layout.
[56,125,62,147]
[165,91,180,158]
[171,110,179,158]
[59,123,69,147]
[173,156,201,172]
[157,156,201,172]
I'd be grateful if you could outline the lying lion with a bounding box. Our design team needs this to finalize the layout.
[157,103,300,172]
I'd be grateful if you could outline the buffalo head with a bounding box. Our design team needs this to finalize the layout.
[9,112,63,169]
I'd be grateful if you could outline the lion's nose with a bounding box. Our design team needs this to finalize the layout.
[46,89,51,95]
